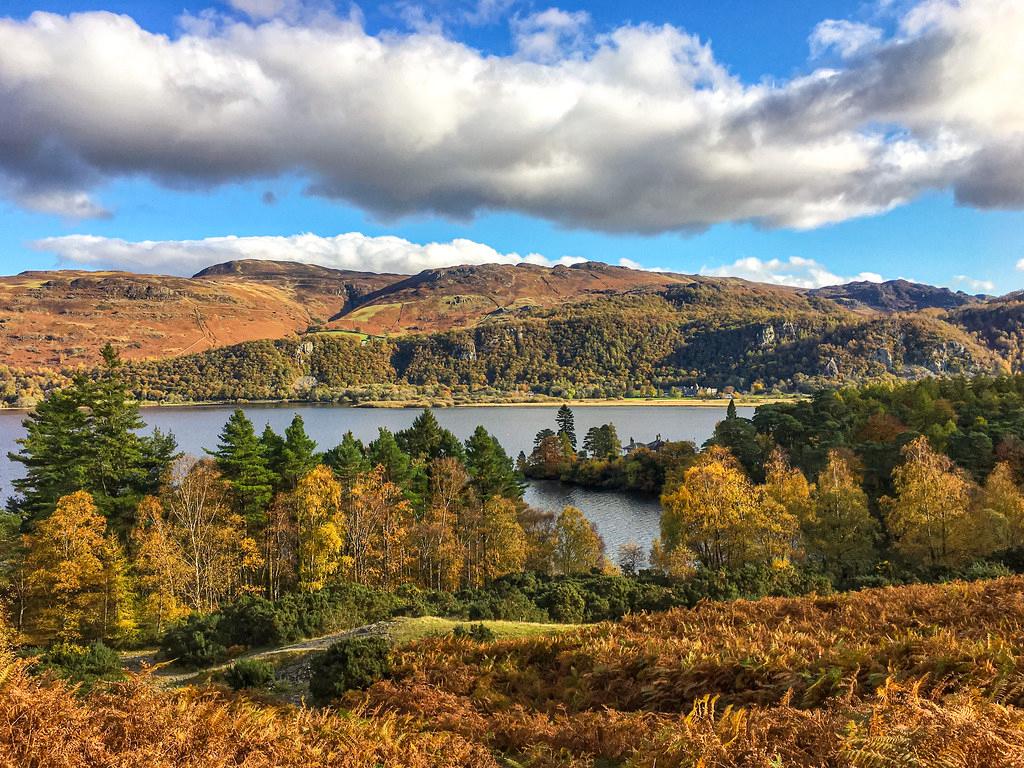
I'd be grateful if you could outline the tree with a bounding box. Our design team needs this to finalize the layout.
[556,404,577,451]
[529,434,574,478]
[164,458,253,613]
[459,496,528,587]
[322,432,369,489]
[26,491,116,642]
[396,409,463,461]
[294,465,346,591]
[726,398,737,420]
[0,512,30,634]
[367,428,413,488]
[208,410,275,527]
[659,447,761,570]
[971,461,1024,553]
[808,450,878,582]
[758,449,810,563]
[582,424,620,460]
[131,496,189,636]
[465,425,523,501]
[10,348,177,532]
[884,436,974,567]
[279,415,319,490]
[553,506,604,575]
[346,466,413,590]
[617,541,646,575]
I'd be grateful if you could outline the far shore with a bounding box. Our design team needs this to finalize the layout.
[0,394,801,414]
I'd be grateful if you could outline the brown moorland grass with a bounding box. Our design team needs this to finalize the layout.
[7,578,1024,767]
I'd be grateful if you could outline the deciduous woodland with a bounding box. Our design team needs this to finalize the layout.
[6,347,1024,765]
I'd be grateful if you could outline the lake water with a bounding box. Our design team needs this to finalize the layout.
[0,403,748,557]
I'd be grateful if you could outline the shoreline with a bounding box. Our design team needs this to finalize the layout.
[0,395,800,414]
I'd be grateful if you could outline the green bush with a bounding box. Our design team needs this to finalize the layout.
[451,623,496,642]
[38,641,124,687]
[225,659,275,690]
[160,614,228,668]
[309,636,392,705]
[543,583,586,623]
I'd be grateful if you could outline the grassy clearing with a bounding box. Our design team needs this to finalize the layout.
[384,617,576,645]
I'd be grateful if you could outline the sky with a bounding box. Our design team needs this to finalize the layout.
[1,0,1023,291]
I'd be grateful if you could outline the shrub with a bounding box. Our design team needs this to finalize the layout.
[451,623,496,642]
[160,614,228,668]
[225,659,275,690]
[542,583,586,623]
[309,636,392,704]
[38,641,124,687]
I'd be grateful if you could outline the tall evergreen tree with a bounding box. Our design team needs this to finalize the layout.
[260,424,286,487]
[280,415,319,489]
[367,428,414,488]
[9,345,176,532]
[556,404,577,451]
[397,409,464,461]
[465,425,524,501]
[208,410,275,527]
[323,431,369,488]
[726,398,738,420]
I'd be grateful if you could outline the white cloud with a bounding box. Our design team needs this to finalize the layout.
[31,232,585,276]
[512,7,589,61]
[810,19,883,59]
[952,274,995,292]
[0,1,1022,231]
[699,256,885,289]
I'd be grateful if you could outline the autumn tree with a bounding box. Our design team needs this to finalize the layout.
[884,436,975,567]
[131,496,189,635]
[808,451,879,582]
[756,449,808,564]
[459,496,528,588]
[294,465,346,591]
[413,458,467,591]
[970,461,1024,554]
[659,447,757,570]
[616,541,646,575]
[26,491,130,642]
[553,506,604,575]
[347,466,413,590]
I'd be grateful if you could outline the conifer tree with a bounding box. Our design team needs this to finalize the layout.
[465,425,523,500]
[397,409,464,461]
[556,404,577,451]
[726,398,738,420]
[279,415,318,489]
[323,431,370,489]
[209,410,275,527]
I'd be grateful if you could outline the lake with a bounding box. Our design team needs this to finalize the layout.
[0,403,748,558]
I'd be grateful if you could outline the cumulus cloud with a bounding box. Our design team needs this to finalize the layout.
[512,7,590,61]
[952,274,995,292]
[699,256,885,289]
[31,232,586,276]
[809,19,883,59]
[0,1,1022,231]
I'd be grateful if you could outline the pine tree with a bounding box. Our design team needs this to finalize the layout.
[726,398,737,420]
[10,346,177,532]
[367,428,414,488]
[260,425,286,488]
[556,404,577,451]
[279,415,318,489]
[465,426,523,501]
[208,410,275,527]
[397,409,464,461]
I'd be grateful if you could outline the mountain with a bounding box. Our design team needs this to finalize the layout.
[809,279,984,313]
[0,259,1017,404]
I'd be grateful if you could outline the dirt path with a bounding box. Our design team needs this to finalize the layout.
[122,620,395,689]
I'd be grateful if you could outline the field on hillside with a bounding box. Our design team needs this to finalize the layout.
[7,577,1024,767]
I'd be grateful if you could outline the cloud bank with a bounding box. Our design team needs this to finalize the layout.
[32,232,585,276]
[699,256,884,289]
[0,0,1021,231]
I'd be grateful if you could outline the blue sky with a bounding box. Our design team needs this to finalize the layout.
[2,0,1023,292]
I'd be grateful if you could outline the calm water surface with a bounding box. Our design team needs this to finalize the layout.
[0,403,748,555]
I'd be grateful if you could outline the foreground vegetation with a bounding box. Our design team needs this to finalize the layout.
[5,578,1024,766]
